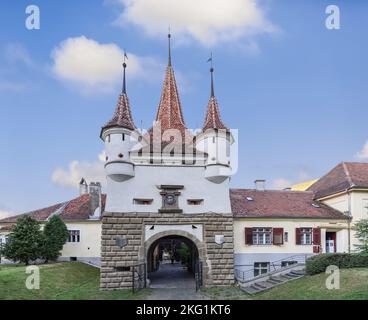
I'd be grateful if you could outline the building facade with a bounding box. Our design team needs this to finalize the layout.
[1,36,366,289]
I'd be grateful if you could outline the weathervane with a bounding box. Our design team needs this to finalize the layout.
[207,52,215,97]
[122,51,128,94]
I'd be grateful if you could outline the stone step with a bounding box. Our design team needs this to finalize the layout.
[290,270,305,276]
[267,278,284,285]
[241,285,262,295]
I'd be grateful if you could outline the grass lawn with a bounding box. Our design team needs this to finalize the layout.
[255,268,368,300]
[1,263,367,300]
[0,262,150,300]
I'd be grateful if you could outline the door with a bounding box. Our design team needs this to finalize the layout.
[326,232,336,253]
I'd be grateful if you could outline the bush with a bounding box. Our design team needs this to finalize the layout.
[306,253,368,275]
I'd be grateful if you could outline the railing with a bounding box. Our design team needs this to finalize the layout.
[195,261,203,291]
[132,263,146,293]
[235,254,314,283]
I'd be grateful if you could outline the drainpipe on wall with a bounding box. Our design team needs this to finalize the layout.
[347,189,352,253]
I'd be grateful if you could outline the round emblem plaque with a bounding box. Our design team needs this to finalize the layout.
[164,194,176,206]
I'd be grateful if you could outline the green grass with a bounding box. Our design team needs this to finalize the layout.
[0,262,150,300]
[1,263,367,300]
[201,286,250,300]
[255,268,368,300]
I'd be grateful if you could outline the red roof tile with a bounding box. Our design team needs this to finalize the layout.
[203,96,228,131]
[230,189,348,219]
[0,194,106,224]
[308,162,368,199]
[149,65,189,142]
[101,93,136,136]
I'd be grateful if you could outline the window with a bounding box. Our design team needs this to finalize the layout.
[122,133,125,141]
[284,232,289,242]
[68,230,80,243]
[300,228,312,245]
[187,199,204,205]
[133,199,153,205]
[107,135,111,142]
[362,199,368,216]
[281,261,297,268]
[252,228,272,245]
[254,262,269,277]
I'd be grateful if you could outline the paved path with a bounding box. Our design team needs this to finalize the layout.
[147,263,208,300]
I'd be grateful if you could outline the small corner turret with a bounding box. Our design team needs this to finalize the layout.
[100,58,137,182]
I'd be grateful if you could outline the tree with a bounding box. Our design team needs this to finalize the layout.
[1,216,43,265]
[41,215,69,263]
[354,219,368,253]
[177,243,190,265]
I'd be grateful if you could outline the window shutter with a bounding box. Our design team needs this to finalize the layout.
[244,228,253,245]
[313,228,321,245]
[295,228,301,245]
[273,228,284,245]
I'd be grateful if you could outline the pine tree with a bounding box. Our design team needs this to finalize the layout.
[1,216,43,265]
[354,219,368,253]
[41,215,69,263]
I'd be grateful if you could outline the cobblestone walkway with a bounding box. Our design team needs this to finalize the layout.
[147,263,208,300]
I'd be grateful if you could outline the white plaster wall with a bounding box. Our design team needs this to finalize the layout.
[61,222,101,258]
[321,194,349,215]
[105,165,231,214]
[233,219,349,255]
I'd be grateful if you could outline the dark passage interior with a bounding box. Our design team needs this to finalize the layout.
[146,235,199,288]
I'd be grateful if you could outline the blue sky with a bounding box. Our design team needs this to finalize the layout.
[1,0,368,215]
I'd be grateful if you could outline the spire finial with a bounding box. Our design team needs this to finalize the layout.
[122,51,128,94]
[168,27,172,66]
[207,52,214,97]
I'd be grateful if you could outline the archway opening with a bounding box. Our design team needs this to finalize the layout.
[146,235,199,289]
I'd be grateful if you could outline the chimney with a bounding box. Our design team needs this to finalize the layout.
[254,179,266,191]
[89,182,102,219]
[79,178,88,195]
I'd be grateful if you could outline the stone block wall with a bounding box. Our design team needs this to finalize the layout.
[100,212,234,290]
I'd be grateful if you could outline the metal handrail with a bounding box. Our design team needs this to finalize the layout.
[235,253,313,282]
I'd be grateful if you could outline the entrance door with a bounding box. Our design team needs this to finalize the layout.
[326,232,337,253]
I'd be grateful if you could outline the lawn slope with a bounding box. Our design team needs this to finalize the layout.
[0,262,149,300]
[255,268,368,300]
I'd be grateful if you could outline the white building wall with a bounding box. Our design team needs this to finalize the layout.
[233,218,349,272]
[61,222,101,258]
[105,165,231,214]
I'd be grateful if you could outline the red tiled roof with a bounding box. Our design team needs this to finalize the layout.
[203,96,228,131]
[149,65,189,142]
[308,162,368,199]
[230,189,348,219]
[0,194,106,224]
[101,93,136,136]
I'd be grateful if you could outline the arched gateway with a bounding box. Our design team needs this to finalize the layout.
[145,231,205,289]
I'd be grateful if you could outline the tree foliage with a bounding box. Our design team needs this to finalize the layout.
[1,216,43,265]
[40,215,69,262]
[354,219,368,253]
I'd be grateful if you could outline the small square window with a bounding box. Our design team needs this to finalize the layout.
[133,199,153,205]
[187,199,204,205]
[68,230,80,243]
[254,262,269,277]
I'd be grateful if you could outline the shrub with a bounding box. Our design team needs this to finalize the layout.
[306,253,368,275]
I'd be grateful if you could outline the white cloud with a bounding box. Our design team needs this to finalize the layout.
[4,43,34,67]
[51,36,160,93]
[51,153,106,189]
[272,178,292,190]
[0,210,13,219]
[356,141,368,160]
[114,0,277,46]
[272,171,311,190]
